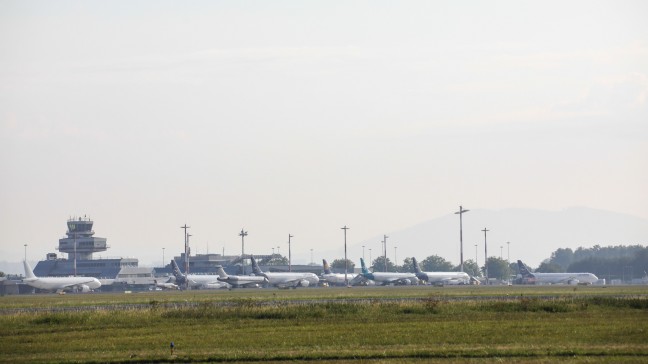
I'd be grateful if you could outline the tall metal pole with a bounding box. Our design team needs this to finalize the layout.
[500,246,503,260]
[180,224,190,280]
[310,248,313,265]
[383,235,388,272]
[239,228,248,273]
[362,245,365,262]
[483,232,488,284]
[341,226,349,286]
[507,241,511,284]
[369,248,372,267]
[474,244,478,267]
[288,234,293,272]
[24,244,27,262]
[162,247,165,267]
[454,206,470,273]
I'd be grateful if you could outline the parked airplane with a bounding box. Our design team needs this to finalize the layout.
[412,257,470,285]
[22,260,101,293]
[154,278,179,290]
[320,259,359,286]
[358,258,419,285]
[170,260,229,289]
[215,265,267,288]
[517,260,599,285]
[250,256,319,288]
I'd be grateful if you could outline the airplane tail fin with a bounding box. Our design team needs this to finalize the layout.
[23,260,36,279]
[517,260,534,278]
[215,265,228,278]
[360,258,369,274]
[412,257,422,274]
[322,259,332,274]
[250,256,264,275]
[170,260,186,284]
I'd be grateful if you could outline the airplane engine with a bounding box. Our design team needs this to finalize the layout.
[568,279,580,285]
[79,284,91,293]
[299,280,310,287]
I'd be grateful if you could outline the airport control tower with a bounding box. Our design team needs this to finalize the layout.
[58,216,108,260]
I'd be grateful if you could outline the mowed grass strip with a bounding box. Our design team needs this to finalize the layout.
[1,296,648,363]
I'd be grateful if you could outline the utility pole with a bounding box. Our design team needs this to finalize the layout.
[482,228,490,285]
[454,206,470,273]
[162,247,165,267]
[362,245,365,262]
[24,244,27,262]
[369,248,372,266]
[239,228,248,273]
[383,235,389,272]
[288,234,293,272]
[341,226,349,286]
[474,244,478,267]
[180,224,190,287]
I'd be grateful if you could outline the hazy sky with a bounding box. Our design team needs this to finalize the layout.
[1,1,647,268]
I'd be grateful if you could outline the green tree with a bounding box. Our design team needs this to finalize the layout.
[549,248,574,270]
[485,257,511,280]
[461,259,481,277]
[372,256,395,272]
[536,261,563,273]
[421,255,454,272]
[0,271,4,278]
[331,259,355,271]
[400,257,415,273]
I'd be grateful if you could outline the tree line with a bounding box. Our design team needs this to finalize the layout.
[325,244,647,282]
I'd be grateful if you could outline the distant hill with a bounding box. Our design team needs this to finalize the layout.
[337,207,648,269]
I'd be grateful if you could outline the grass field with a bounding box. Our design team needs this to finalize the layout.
[1,285,647,363]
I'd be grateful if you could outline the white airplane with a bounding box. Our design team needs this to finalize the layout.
[215,265,267,288]
[154,278,179,290]
[250,256,319,288]
[320,259,359,286]
[517,260,599,285]
[412,257,470,285]
[358,258,419,285]
[170,260,230,289]
[22,260,101,293]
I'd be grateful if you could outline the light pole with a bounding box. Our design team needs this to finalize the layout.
[500,246,503,260]
[310,248,313,265]
[162,247,165,267]
[341,226,350,286]
[180,224,190,279]
[369,248,372,267]
[455,206,470,273]
[239,229,248,273]
[383,235,388,272]
[474,244,478,267]
[482,228,490,285]
[288,234,293,272]
[507,241,511,284]
[362,245,365,262]
[24,244,27,262]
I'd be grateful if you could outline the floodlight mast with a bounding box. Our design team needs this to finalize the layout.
[454,206,470,273]
[482,227,490,285]
[288,234,293,272]
[341,226,350,286]
[180,224,190,288]
[239,229,248,273]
